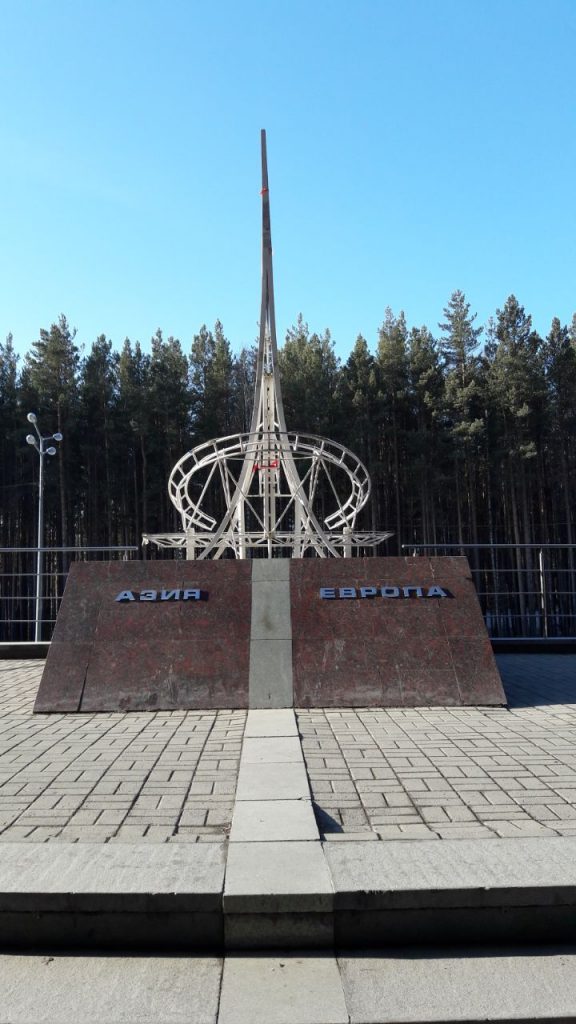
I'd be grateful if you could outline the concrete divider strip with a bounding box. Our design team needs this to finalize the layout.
[225,708,333,947]
[249,560,293,708]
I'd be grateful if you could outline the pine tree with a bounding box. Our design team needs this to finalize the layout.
[118,340,151,539]
[335,336,379,527]
[487,296,546,630]
[148,330,191,529]
[439,291,485,548]
[376,309,410,549]
[407,326,446,545]
[280,315,339,436]
[189,322,237,441]
[80,335,119,544]
[25,315,80,547]
[0,335,22,543]
[542,317,576,620]
[211,322,235,436]
[189,325,216,440]
[231,345,257,433]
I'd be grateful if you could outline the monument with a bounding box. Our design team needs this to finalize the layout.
[143,131,391,560]
[34,131,506,713]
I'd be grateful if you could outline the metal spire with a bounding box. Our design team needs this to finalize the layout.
[144,131,392,559]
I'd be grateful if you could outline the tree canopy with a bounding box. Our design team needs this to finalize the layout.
[1,291,576,638]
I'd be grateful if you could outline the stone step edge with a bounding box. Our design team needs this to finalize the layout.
[2,837,576,949]
[3,881,575,913]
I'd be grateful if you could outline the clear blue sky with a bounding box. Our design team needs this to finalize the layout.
[1,0,575,363]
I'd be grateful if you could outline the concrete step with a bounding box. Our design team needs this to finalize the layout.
[220,947,576,1023]
[0,953,222,1023]
[3,837,576,951]
[338,946,576,1023]
[2,947,576,1023]
[226,835,576,949]
[326,835,576,948]
[0,842,225,950]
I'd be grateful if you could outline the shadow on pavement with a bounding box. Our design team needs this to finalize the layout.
[496,654,576,708]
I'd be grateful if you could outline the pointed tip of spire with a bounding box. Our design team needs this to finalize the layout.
[260,130,269,195]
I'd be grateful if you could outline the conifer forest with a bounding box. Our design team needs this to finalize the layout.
[1,291,576,638]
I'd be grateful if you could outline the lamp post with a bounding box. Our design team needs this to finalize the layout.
[26,413,63,642]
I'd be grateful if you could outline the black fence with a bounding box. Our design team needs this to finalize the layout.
[1,543,575,643]
[403,543,576,639]
[0,546,139,642]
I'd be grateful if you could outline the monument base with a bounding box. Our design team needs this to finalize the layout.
[34,557,506,713]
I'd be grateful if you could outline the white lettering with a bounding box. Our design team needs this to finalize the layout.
[360,587,378,598]
[182,589,201,601]
[339,587,357,599]
[403,586,423,598]
[320,587,336,599]
[115,590,135,602]
[160,589,181,601]
[427,585,448,598]
[381,586,400,598]
[140,589,157,601]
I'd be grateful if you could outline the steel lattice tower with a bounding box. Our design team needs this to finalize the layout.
[144,131,391,558]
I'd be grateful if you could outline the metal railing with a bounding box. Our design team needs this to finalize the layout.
[0,546,139,643]
[2,542,575,642]
[402,543,576,639]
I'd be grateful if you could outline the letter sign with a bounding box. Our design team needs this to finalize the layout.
[114,587,207,603]
[317,583,453,601]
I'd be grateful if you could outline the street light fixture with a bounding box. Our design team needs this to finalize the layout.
[25,413,63,642]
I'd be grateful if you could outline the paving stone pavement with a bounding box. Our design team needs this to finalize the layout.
[0,661,245,843]
[1,655,576,845]
[299,654,576,841]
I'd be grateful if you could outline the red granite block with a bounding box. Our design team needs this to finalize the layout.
[95,580,251,642]
[80,638,249,711]
[36,555,506,713]
[396,639,462,706]
[291,561,454,640]
[35,560,252,713]
[427,555,472,577]
[49,565,107,643]
[436,577,491,638]
[290,555,506,707]
[33,642,91,713]
[291,593,378,640]
[291,556,438,591]
[372,599,444,643]
[449,637,506,704]
[293,638,401,707]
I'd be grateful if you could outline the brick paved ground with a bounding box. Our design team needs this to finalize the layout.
[2,654,576,845]
[0,661,245,843]
[299,655,576,841]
